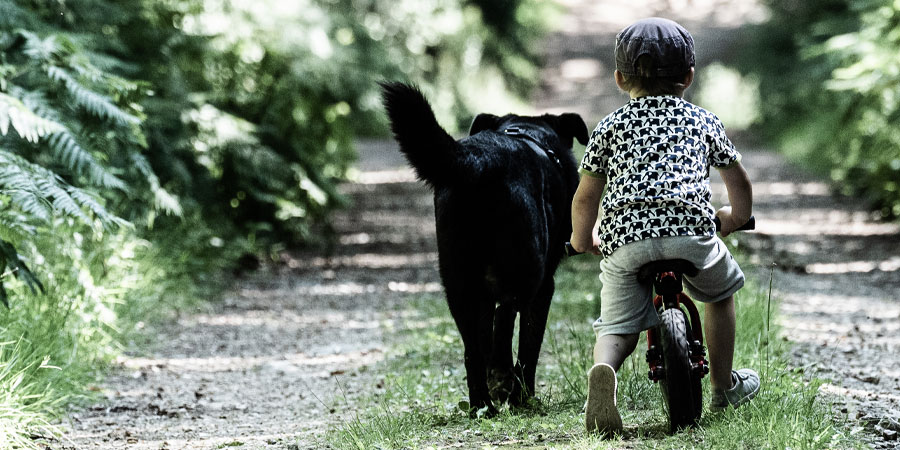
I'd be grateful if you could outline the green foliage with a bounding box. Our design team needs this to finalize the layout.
[2,0,552,303]
[1,24,141,304]
[0,0,552,445]
[740,0,900,218]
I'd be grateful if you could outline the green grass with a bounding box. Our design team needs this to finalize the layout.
[324,254,867,449]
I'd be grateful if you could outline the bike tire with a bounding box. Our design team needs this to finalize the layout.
[683,314,704,421]
[658,308,701,431]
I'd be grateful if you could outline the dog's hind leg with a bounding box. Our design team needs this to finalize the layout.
[488,302,517,403]
[448,293,498,416]
[510,277,554,406]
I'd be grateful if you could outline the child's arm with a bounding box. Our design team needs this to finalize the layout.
[716,162,753,237]
[570,174,606,255]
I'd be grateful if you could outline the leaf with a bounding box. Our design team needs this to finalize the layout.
[0,93,64,142]
[0,239,44,307]
[46,66,141,126]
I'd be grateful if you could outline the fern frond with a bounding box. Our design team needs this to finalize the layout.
[0,157,53,222]
[31,176,91,224]
[0,149,127,229]
[46,65,140,126]
[67,188,130,230]
[0,92,64,142]
[1,91,127,191]
[128,153,182,216]
[68,60,140,94]
[18,30,60,61]
[46,131,128,190]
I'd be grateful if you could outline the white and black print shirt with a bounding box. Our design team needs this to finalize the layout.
[580,95,741,257]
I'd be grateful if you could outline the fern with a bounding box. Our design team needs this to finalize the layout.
[46,131,128,190]
[0,93,63,142]
[46,65,140,126]
[0,149,125,230]
[128,153,182,216]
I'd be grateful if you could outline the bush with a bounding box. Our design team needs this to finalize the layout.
[740,0,900,218]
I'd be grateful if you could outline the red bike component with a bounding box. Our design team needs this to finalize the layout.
[645,272,709,383]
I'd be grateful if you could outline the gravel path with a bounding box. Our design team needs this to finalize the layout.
[63,1,900,448]
[63,140,436,449]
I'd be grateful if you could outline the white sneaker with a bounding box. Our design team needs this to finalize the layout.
[585,363,623,434]
[710,368,760,412]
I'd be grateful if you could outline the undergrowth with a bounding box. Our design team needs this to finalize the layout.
[323,252,866,449]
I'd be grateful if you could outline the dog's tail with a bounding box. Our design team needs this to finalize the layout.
[380,82,457,186]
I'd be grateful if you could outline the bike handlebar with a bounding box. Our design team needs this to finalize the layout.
[713,216,755,233]
[564,216,755,257]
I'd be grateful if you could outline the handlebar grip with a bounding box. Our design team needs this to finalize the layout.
[714,216,755,232]
[564,242,582,257]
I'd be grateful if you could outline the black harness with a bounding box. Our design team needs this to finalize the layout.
[502,126,562,168]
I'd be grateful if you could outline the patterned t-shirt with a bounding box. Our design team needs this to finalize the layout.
[580,95,740,257]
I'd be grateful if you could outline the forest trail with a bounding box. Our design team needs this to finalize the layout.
[64,0,900,448]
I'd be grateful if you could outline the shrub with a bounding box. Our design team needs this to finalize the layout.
[740,0,900,218]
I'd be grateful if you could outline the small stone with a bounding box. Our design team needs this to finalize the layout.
[859,374,880,384]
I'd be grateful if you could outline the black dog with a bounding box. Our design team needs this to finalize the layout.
[380,82,588,414]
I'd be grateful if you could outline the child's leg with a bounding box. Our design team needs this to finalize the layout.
[704,295,735,390]
[593,333,640,370]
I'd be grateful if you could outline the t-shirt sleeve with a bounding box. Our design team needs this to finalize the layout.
[708,115,741,169]
[579,125,608,178]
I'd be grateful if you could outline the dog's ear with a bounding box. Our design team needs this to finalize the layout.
[469,113,501,136]
[545,113,589,147]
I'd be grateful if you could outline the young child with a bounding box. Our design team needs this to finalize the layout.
[569,17,760,434]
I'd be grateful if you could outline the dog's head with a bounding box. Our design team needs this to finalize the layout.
[468,112,589,149]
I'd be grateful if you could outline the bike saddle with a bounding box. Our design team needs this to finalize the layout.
[637,259,699,284]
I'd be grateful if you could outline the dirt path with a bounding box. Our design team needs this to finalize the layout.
[63,139,436,449]
[64,1,900,448]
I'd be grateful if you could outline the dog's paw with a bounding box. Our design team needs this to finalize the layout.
[509,394,544,412]
[459,397,498,418]
[488,368,516,403]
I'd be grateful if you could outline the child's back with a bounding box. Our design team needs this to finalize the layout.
[582,95,741,256]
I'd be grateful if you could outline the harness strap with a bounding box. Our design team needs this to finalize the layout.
[502,127,562,168]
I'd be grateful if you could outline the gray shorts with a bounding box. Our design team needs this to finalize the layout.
[592,235,744,337]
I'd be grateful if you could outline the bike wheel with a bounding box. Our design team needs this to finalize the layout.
[658,307,701,431]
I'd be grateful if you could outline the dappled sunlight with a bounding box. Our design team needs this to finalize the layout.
[778,294,900,317]
[777,293,900,353]
[555,0,767,32]
[120,348,384,375]
[297,282,378,296]
[820,384,900,405]
[353,168,418,184]
[560,58,604,81]
[805,257,900,274]
[387,281,442,293]
[753,218,900,236]
[190,312,381,329]
[749,181,831,197]
[292,252,438,270]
